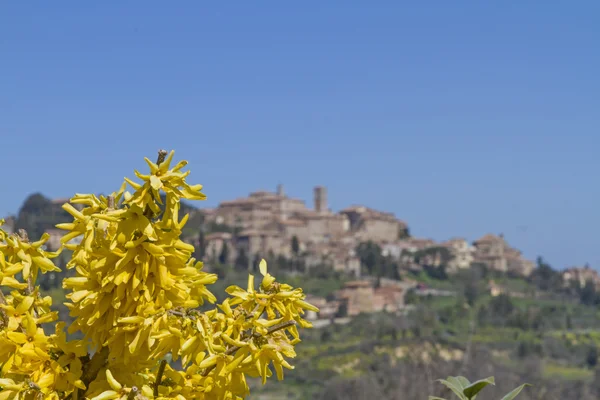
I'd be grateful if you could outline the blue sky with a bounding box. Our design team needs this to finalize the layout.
[1,2,599,270]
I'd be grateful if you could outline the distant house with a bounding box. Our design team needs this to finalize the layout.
[473,234,508,272]
[563,265,600,290]
[487,280,526,298]
[45,229,64,251]
[440,238,475,272]
[303,295,339,321]
[335,280,405,316]
[204,232,233,261]
[473,233,534,277]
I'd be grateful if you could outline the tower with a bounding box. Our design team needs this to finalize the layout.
[277,184,284,197]
[314,186,327,213]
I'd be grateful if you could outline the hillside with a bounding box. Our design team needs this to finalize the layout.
[3,192,600,400]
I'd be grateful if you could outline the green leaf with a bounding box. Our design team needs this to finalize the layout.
[437,379,468,400]
[449,376,471,391]
[457,377,471,387]
[463,376,495,399]
[428,397,447,400]
[500,383,531,400]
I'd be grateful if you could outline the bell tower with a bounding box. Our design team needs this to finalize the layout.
[313,186,327,213]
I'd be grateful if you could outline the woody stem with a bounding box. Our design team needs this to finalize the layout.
[143,149,168,219]
[154,359,167,397]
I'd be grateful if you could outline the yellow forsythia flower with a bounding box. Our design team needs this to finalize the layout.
[0,150,318,400]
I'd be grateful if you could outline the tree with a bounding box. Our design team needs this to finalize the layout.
[530,256,562,292]
[404,288,419,305]
[235,247,249,271]
[565,312,573,330]
[464,281,478,307]
[489,293,514,317]
[0,150,316,399]
[196,230,206,260]
[252,254,262,273]
[291,235,300,256]
[356,241,382,276]
[587,346,598,368]
[290,235,300,273]
[15,193,72,241]
[580,280,597,306]
[398,225,410,239]
[218,242,229,264]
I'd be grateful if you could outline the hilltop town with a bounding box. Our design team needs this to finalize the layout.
[2,186,600,322]
[194,184,538,278]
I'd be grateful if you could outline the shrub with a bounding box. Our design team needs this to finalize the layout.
[0,150,317,399]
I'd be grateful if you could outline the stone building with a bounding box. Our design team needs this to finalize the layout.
[303,295,340,320]
[304,241,361,277]
[505,248,535,277]
[45,228,64,252]
[440,238,475,272]
[335,280,405,316]
[473,234,508,272]
[382,238,438,271]
[235,228,286,260]
[201,185,409,273]
[204,232,233,261]
[340,206,407,243]
[563,265,600,290]
[214,189,306,229]
[473,234,534,276]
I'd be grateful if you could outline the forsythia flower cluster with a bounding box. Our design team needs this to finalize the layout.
[0,150,318,399]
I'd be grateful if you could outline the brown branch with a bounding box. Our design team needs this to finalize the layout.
[0,290,9,328]
[65,346,109,400]
[25,275,35,297]
[154,359,167,397]
[167,310,186,318]
[17,229,29,242]
[156,149,168,165]
[127,386,139,400]
[201,320,297,377]
[259,320,296,336]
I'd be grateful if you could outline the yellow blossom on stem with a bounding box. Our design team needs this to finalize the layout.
[0,150,317,400]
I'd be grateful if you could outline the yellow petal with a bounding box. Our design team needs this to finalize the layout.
[150,175,163,190]
[105,369,122,391]
[16,296,34,313]
[247,275,255,293]
[90,390,120,400]
[259,259,268,276]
